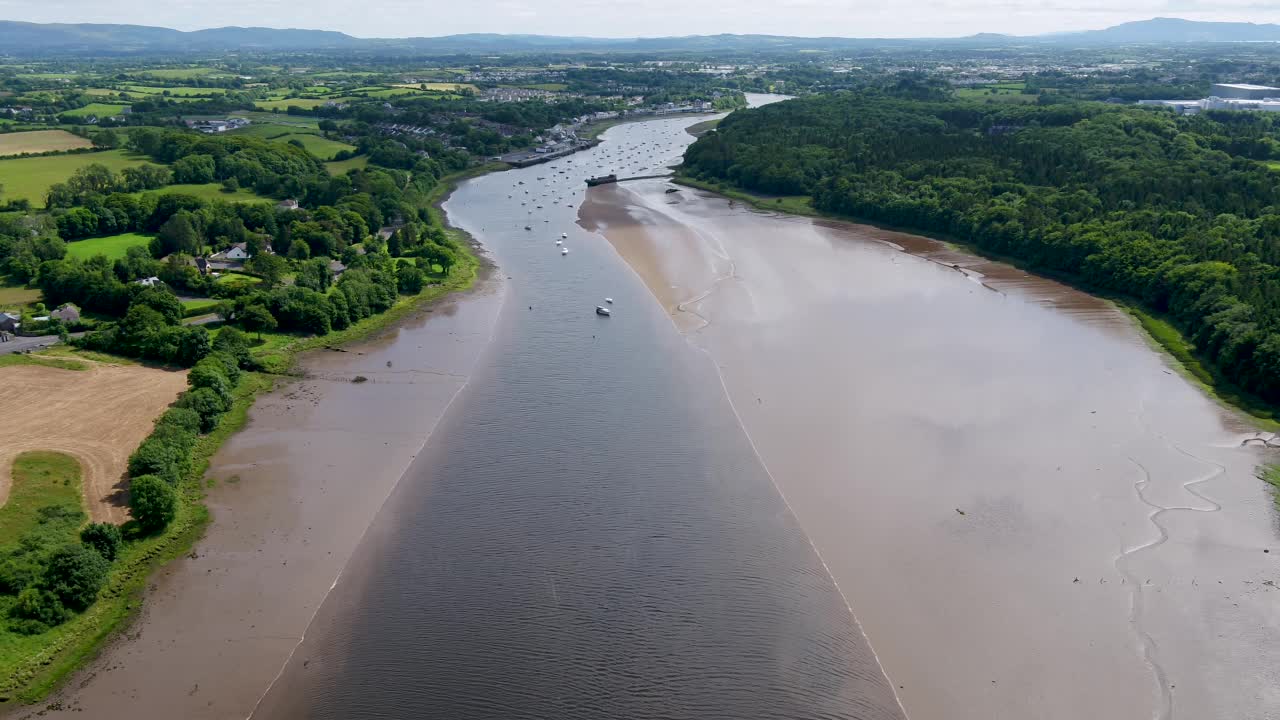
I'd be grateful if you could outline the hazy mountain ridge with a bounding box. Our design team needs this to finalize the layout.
[0,17,1277,55]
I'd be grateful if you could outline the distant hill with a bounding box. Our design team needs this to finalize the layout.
[0,21,362,53]
[0,17,1277,56]
[1062,17,1280,43]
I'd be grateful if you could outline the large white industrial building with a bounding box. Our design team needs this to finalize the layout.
[1140,83,1280,115]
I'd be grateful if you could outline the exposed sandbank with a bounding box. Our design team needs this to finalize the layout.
[581,179,1280,720]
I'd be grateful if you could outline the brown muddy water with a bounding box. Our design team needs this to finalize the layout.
[580,176,1280,719]
[21,95,907,720]
[249,96,905,719]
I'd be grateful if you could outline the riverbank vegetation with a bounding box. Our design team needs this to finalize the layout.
[683,91,1280,417]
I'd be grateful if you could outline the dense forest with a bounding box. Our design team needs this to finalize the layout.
[683,93,1280,406]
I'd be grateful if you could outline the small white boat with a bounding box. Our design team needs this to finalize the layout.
[596,306,611,316]
[561,248,569,255]
[605,298,614,304]
[525,226,532,231]
[556,240,563,245]
[561,233,568,239]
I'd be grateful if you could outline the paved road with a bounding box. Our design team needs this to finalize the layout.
[0,334,62,355]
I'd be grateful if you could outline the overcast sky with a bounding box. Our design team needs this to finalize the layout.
[2,0,1279,38]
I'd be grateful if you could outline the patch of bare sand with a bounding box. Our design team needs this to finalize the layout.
[0,361,188,523]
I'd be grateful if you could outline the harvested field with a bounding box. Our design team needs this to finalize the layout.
[0,360,187,523]
[0,129,94,156]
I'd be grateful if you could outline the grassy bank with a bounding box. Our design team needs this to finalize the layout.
[675,173,1280,431]
[0,372,267,705]
[0,163,503,705]
[674,175,819,217]
[684,118,722,137]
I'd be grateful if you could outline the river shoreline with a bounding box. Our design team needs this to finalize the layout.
[4,165,508,717]
[581,176,1280,719]
[671,174,1280,429]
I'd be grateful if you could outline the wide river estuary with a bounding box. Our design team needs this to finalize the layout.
[25,95,1280,720]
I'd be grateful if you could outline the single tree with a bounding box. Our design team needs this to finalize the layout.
[129,475,176,533]
[240,304,277,340]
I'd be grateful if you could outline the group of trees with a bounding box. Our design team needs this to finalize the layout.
[216,244,449,338]
[0,327,254,635]
[70,286,211,363]
[683,91,1280,406]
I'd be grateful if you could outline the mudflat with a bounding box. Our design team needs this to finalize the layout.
[0,361,187,523]
[581,180,1280,720]
[16,282,504,719]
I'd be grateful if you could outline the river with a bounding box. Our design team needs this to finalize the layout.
[22,95,1280,720]
[244,94,903,719]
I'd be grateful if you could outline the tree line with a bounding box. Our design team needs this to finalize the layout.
[683,92,1280,406]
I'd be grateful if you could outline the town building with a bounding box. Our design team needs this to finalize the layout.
[1210,83,1280,101]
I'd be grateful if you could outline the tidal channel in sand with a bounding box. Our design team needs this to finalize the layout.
[580,175,1280,719]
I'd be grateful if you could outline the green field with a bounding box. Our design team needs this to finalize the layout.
[214,272,261,287]
[516,83,567,91]
[954,86,1036,103]
[253,98,333,110]
[230,122,320,139]
[0,452,84,549]
[181,298,220,314]
[393,82,477,92]
[272,133,356,160]
[0,130,93,156]
[65,232,153,261]
[58,103,130,119]
[0,282,41,310]
[0,149,147,206]
[231,111,321,126]
[325,155,369,174]
[140,183,272,204]
[1267,161,1280,171]
[122,85,226,97]
[137,67,225,80]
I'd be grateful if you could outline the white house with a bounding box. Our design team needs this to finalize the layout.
[210,242,252,261]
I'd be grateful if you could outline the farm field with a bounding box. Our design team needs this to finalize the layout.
[122,85,226,97]
[232,111,322,126]
[0,129,93,156]
[230,122,320,139]
[140,183,273,203]
[58,103,130,118]
[253,97,333,110]
[0,360,188,523]
[393,82,477,92]
[325,155,369,174]
[0,149,148,206]
[0,281,41,310]
[272,133,356,160]
[65,232,152,260]
[137,67,226,80]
